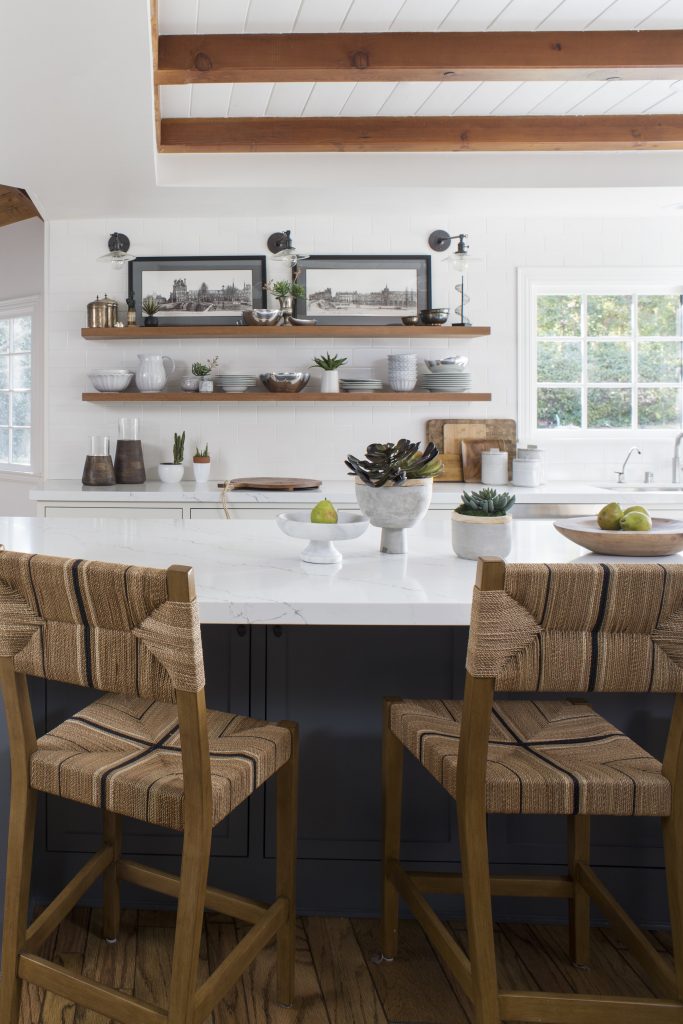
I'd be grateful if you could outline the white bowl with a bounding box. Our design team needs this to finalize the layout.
[88,370,134,393]
[276,510,369,563]
[424,356,469,371]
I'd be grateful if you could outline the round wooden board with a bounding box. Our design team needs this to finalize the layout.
[554,516,683,556]
[228,477,322,491]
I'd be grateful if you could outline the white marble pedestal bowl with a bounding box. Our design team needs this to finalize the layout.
[277,510,369,563]
[355,478,433,554]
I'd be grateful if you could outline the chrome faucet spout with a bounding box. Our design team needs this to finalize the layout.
[615,446,641,484]
[673,432,683,484]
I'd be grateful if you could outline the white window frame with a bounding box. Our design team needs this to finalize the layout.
[0,295,40,476]
[518,267,683,443]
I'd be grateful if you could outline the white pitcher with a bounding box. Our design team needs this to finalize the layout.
[135,354,175,392]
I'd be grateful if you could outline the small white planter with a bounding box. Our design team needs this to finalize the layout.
[355,478,432,554]
[158,463,184,483]
[320,369,340,393]
[192,459,211,483]
[451,511,512,560]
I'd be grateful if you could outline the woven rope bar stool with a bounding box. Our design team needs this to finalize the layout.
[0,550,298,1024]
[382,556,683,1024]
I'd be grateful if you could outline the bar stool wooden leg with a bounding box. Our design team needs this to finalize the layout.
[568,814,591,967]
[102,810,122,942]
[382,699,404,960]
[276,722,299,1007]
[458,803,500,1024]
[167,820,213,1024]
[0,787,37,1024]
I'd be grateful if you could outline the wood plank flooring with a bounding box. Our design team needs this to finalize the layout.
[19,908,673,1023]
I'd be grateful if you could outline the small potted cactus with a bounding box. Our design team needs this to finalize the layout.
[311,352,347,393]
[142,296,160,327]
[192,443,211,484]
[158,430,185,483]
[451,487,516,560]
[345,439,442,554]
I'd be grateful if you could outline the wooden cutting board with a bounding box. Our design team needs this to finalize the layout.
[220,477,322,491]
[427,419,517,482]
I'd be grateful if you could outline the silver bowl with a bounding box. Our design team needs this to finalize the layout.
[243,308,282,327]
[288,316,318,327]
[401,315,421,326]
[260,371,311,393]
[420,308,450,326]
[424,356,468,371]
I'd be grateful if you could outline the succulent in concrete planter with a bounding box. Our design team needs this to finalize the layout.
[142,296,160,327]
[346,440,442,554]
[158,430,185,483]
[451,488,516,560]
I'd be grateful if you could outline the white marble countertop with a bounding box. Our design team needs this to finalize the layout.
[29,478,683,507]
[1,515,681,626]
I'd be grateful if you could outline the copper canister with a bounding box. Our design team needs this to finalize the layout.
[103,294,118,326]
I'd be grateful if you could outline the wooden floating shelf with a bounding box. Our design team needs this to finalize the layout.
[81,325,490,340]
[82,391,492,403]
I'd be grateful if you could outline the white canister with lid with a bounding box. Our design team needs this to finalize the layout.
[512,458,542,487]
[515,444,544,481]
[481,448,509,486]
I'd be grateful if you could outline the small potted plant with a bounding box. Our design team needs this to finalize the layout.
[192,356,219,393]
[451,487,516,560]
[142,296,160,327]
[345,439,442,554]
[268,279,305,321]
[158,430,185,483]
[311,352,347,393]
[192,443,211,483]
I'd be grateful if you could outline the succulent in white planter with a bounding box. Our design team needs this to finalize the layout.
[192,443,211,484]
[311,352,347,393]
[345,439,443,553]
[158,430,185,483]
[451,487,516,560]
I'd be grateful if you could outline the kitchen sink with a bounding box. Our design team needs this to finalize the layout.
[600,484,683,492]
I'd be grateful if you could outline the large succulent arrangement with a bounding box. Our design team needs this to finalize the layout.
[455,487,515,517]
[345,439,442,488]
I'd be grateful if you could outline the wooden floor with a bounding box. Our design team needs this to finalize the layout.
[19,907,673,1023]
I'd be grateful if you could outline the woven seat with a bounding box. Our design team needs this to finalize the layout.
[390,697,670,816]
[31,693,292,831]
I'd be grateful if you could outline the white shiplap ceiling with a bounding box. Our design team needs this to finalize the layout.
[158,0,683,118]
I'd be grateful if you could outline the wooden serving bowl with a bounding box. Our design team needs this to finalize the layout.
[553,516,683,556]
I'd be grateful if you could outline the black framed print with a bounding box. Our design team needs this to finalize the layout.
[128,256,267,326]
[295,254,431,325]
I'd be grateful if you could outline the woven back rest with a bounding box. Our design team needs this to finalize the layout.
[0,550,205,701]
[466,562,683,693]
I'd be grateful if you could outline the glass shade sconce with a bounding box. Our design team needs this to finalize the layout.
[266,229,310,269]
[97,232,135,271]
[428,231,482,327]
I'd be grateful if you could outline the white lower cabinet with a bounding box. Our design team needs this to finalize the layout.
[42,505,184,519]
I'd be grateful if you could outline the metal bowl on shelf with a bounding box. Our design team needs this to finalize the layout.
[243,309,282,327]
[424,356,468,371]
[288,316,318,327]
[401,315,421,326]
[419,308,450,326]
[260,371,311,393]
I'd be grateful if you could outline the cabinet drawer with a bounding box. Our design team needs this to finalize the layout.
[44,505,184,519]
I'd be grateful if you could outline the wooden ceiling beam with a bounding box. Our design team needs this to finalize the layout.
[156,30,683,85]
[159,115,683,153]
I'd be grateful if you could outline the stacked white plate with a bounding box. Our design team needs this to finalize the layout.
[340,378,384,392]
[214,374,258,393]
[419,369,472,392]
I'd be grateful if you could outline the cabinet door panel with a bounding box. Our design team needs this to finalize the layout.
[44,506,184,518]
[264,625,465,862]
[44,625,251,857]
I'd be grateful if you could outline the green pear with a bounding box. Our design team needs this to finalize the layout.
[597,502,623,531]
[620,511,652,532]
[311,498,338,524]
[623,505,650,518]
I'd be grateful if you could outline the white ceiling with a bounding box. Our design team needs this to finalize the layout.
[1,0,682,220]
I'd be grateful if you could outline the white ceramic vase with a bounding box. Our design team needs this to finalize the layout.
[451,511,512,560]
[193,460,211,483]
[136,354,175,392]
[320,369,339,393]
[355,478,432,554]
[158,463,184,483]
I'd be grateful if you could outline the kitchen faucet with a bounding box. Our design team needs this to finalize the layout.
[614,446,641,484]
[673,432,683,483]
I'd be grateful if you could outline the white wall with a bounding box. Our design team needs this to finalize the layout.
[0,217,44,514]
[46,209,683,486]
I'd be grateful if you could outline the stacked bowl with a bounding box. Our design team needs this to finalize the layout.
[419,356,471,393]
[214,374,258,393]
[387,353,418,392]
